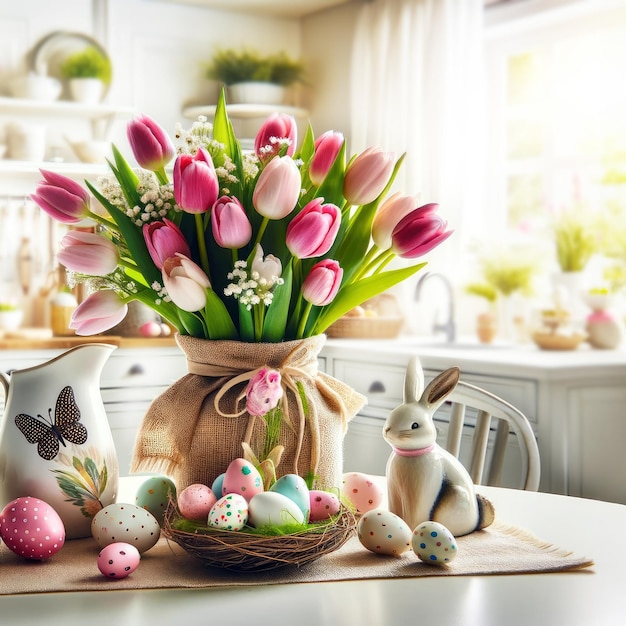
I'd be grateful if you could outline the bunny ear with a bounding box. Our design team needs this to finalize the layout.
[404,356,425,404]
[422,366,460,409]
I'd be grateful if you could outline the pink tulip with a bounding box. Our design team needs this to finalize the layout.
[254,113,297,162]
[143,218,191,269]
[30,170,91,224]
[70,290,128,336]
[252,156,301,220]
[251,244,282,286]
[245,367,283,417]
[309,130,344,186]
[162,253,211,312]
[286,198,341,259]
[372,193,419,250]
[391,203,453,259]
[126,114,175,172]
[302,259,343,306]
[58,230,119,276]
[174,148,219,214]
[211,195,253,249]
[343,147,395,205]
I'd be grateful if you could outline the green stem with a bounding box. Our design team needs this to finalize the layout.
[254,217,269,247]
[195,213,210,276]
[154,167,169,186]
[296,301,313,339]
[350,245,381,283]
[86,210,119,232]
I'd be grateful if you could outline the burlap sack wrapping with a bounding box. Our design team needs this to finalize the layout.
[131,334,366,491]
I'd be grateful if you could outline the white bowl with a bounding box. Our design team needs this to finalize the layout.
[68,140,109,164]
[8,74,62,101]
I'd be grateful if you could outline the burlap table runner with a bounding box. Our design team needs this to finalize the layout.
[0,520,593,595]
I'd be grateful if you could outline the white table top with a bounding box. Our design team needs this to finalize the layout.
[2,478,625,626]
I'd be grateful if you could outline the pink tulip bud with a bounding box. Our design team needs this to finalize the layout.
[162,253,211,312]
[302,259,343,306]
[252,156,301,220]
[143,218,191,269]
[211,195,253,249]
[343,147,395,205]
[309,130,344,186]
[245,367,283,417]
[70,290,128,336]
[58,230,119,276]
[286,198,341,259]
[174,148,220,214]
[372,192,420,250]
[391,203,453,259]
[30,169,91,224]
[254,113,297,162]
[126,114,175,172]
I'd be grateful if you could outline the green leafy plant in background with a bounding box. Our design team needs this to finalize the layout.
[554,211,598,272]
[60,46,112,83]
[206,49,305,86]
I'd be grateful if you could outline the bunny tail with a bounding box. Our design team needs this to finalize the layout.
[476,493,496,530]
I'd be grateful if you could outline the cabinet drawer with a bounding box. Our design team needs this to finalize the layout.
[101,351,187,388]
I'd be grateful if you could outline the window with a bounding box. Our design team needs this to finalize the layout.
[485,2,626,238]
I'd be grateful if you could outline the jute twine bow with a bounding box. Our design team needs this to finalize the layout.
[185,341,349,479]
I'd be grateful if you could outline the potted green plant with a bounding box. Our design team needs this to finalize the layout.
[205,49,305,105]
[465,283,498,343]
[0,302,23,332]
[60,46,111,104]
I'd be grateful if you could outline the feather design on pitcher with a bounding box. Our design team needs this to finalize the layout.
[15,386,88,460]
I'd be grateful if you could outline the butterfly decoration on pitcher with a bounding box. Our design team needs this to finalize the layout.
[14,385,88,460]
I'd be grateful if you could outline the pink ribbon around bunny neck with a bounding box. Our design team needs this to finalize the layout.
[184,340,350,480]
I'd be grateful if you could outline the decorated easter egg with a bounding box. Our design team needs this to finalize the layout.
[357,508,412,556]
[208,493,249,531]
[270,474,310,521]
[177,483,217,521]
[309,490,341,521]
[222,458,264,501]
[135,475,177,525]
[91,503,161,553]
[341,472,384,513]
[248,492,305,529]
[0,497,65,560]
[212,473,226,497]
[97,542,141,579]
[140,321,162,337]
[412,521,457,565]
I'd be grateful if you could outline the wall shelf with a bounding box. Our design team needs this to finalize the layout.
[182,103,308,121]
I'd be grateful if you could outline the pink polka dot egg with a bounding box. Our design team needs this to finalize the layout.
[341,472,383,513]
[177,483,217,521]
[97,542,141,579]
[0,496,65,560]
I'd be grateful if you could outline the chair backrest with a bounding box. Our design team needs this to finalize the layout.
[441,380,540,491]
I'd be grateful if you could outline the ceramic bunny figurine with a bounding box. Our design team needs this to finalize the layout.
[383,356,495,536]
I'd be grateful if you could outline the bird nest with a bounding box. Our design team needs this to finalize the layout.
[162,499,356,572]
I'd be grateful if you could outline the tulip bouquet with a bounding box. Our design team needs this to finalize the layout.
[31,90,452,341]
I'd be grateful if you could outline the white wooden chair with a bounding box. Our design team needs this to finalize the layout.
[442,380,540,491]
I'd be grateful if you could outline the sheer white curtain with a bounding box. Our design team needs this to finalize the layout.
[350,0,486,275]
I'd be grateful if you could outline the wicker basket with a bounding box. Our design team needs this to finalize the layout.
[162,500,356,572]
[325,316,404,339]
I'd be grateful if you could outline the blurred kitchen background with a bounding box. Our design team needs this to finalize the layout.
[1,0,626,346]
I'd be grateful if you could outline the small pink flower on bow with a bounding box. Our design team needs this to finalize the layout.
[245,367,283,417]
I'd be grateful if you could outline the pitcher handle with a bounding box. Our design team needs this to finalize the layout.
[0,371,9,401]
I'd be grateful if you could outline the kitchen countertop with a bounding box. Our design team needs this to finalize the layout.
[0,335,177,350]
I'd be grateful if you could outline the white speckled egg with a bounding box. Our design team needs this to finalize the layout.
[177,483,217,521]
[135,476,176,525]
[223,458,264,501]
[97,542,141,579]
[270,474,310,521]
[341,472,383,513]
[357,508,412,556]
[0,497,65,560]
[412,521,457,565]
[208,493,249,531]
[248,492,305,529]
[309,490,341,521]
[91,503,161,553]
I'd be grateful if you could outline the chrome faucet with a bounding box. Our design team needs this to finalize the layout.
[415,272,456,342]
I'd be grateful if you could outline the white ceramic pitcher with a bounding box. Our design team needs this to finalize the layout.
[0,344,119,539]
